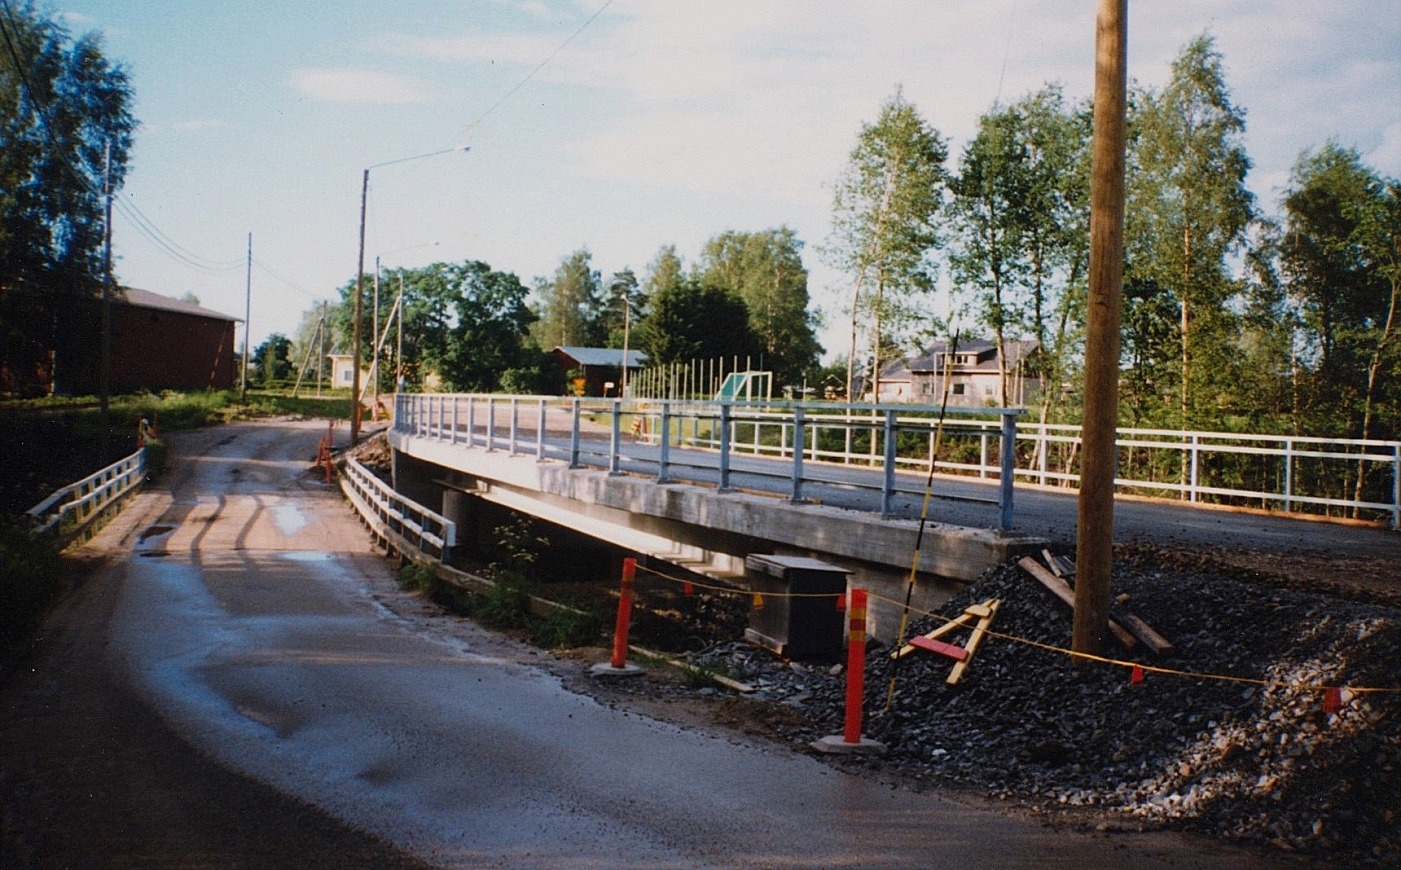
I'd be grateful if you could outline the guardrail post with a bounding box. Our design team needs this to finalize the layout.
[1189,433,1201,503]
[570,398,582,468]
[979,431,989,479]
[536,399,547,461]
[450,396,459,444]
[790,405,806,503]
[998,412,1017,531]
[1392,444,1400,531]
[466,396,476,448]
[718,403,733,491]
[881,409,897,516]
[657,401,673,483]
[1283,437,1294,513]
[486,397,496,451]
[609,399,623,476]
[509,398,520,455]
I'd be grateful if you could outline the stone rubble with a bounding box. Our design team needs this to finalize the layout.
[678,555,1401,865]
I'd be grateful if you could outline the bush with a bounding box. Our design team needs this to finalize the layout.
[0,519,63,649]
[528,606,602,649]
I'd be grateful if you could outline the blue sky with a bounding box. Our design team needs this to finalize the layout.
[57,1,1401,358]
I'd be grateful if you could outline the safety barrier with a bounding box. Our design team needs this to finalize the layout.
[26,447,147,543]
[340,456,456,560]
[395,393,1401,530]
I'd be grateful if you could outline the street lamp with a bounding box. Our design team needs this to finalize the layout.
[351,146,469,443]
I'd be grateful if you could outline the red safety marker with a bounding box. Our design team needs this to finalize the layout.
[1130,664,1145,687]
[834,593,846,612]
[682,580,694,597]
[610,558,637,670]
[843,589,868,744]
[1323,686,1343,714]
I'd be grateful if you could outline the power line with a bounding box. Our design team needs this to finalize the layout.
[465,0,614,133]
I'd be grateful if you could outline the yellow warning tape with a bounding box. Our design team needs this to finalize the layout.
[628,562,1401,697]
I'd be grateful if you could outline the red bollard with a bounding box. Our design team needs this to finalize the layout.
[611,557,636,669]
[592,558,644,677]
[843,588,868,743]
[812,588,886,755]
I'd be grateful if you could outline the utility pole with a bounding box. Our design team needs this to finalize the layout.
[352,167,368,444]
[100,141,113,455]
[396,274,405,391]
[318,300,327,397]
[1074,0,1128,656]
[373,256,380,413]
[620,284,632,397]
[241,232,251,403]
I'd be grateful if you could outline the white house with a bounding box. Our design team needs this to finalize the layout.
[879,339,1041,406]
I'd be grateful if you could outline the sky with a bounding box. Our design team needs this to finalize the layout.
[53,0,1401,359]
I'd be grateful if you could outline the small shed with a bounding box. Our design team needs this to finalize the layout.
[551,346,648,397]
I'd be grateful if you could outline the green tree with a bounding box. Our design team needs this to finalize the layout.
[642,244,684,301]
[824,86,949,400]
[252,333,293,385]
[1125,34,1255,431]
[696,227,821,387]
[639,277,761,367]
[951,87,1090,412]
[439,261,536,392]
[530,247,603,349]
[0,3,136,392]
[1280,143,1400,447]
[600,267,644,349]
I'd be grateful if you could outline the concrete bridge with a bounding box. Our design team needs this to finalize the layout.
[387,394,1400,642]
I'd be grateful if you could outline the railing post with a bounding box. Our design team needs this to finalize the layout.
[1392,443,1400,531]
[998,412,1017,531]
[718,402,733,491]
[467,396,476,448]
[536,398,547,461]
[657,401,673,483]
[451,395,459,445]
[609,399,623,476]
[1283,437,1294,513]
[979,431,989,479]
[790,405,806,503]
[570,398,582,468]
[1037,424,1049,486]
[509,397,519,455]
[881,409,897,516]
[1189,434,1201,503]
[485,396,496,451]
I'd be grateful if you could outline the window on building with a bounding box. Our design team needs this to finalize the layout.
[952,383,965,396]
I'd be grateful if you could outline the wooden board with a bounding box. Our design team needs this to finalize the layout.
[909,635,969,661]
[1018,557,1137,650]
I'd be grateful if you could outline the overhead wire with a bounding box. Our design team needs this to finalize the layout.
[464,0,614,134]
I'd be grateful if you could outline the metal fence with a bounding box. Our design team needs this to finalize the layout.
[26,448,147,540]
[340,455,457,560]
[395,393,1401,531]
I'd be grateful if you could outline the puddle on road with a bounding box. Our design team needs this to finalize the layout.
[271,503,310,536]
[279,551,332,563]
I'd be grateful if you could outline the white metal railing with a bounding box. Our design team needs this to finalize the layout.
[394,393,1401,530]
[26,448,147,538]
[340,456,456,559]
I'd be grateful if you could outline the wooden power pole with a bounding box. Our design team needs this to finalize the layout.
[1074,0,1128,656]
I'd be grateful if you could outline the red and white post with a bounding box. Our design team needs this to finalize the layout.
[591,557,644,678]
[812,588,886,754]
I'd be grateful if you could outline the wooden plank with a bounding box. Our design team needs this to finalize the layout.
[909,635,969,661]
[1110,608,1174,654]
[947,598,1000,685]
[892,613,976,659]
[1018,557,1137,650]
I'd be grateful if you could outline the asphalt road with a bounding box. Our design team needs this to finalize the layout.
[2,420,1290,867]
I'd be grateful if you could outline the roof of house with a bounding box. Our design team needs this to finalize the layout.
[119,287,240,323]
[907,338,1038,374]
[553,346,649,368]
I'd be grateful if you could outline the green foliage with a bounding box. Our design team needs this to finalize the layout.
[824,86,950,398]
[640,277,761,367]
[696,227,822,387]
[0,518,62,648]
[527,606,601,649]
[1125,34,1256,431]
[399,561,436,591]
[530,247,605,350]
[1,4,137,388]
[252,334,293,385]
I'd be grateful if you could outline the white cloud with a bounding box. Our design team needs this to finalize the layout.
[289,67,433,104]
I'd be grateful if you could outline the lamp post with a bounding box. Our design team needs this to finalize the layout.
[351,146,468,443]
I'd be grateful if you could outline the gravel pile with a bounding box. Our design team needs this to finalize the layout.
[682,554,1401,863]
